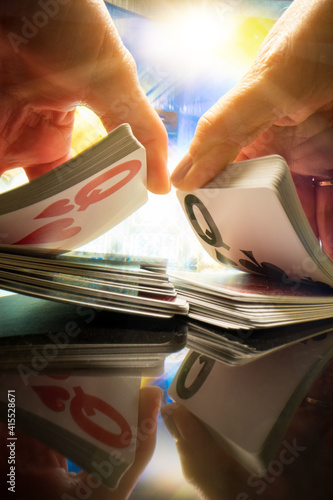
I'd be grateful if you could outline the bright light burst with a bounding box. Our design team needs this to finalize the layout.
[144,3,240,76]
[166,7,232,62]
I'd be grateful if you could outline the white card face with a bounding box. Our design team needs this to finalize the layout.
[0,373,141,465]
[168,334,333,474]
[177,186,332,287]
[0,148,147,252]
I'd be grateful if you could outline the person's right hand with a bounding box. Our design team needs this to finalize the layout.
[171,0,333,257]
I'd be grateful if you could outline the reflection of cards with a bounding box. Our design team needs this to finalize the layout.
[177,155,333,287]
[0,374,141,488]
[0,124,147,252]
[168,333,333,476]
[186,317,333,365]
[0,292,188,372]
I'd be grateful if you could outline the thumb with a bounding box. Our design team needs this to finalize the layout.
[170,77,282,190]
[82,10,169,195]
[161,403,248,499]
[88,68,170,195]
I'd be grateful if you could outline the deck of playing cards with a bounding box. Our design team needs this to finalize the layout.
[169,268,333,330]
[0,373,142,489]
[0,292,187,373]
[168,332,333,476]
[186,316,333,366]
[166,154,333,477]
[0,292,187,489]
[0,122,190,491]
[0,124,147,254]
[0,124,188,321]
[176,154,333,288]
[0,251,188,319]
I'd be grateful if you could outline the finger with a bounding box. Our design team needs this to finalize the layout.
[81,8,169,195]
[170,78,283,190]
[289,126,333,178]
[105,386,163,499]
[100,95,170,196]
[25,153,72,181]
[170,0,333,191]
[85,385,163,500]
[292,174,318,238]
[316,184,333,259]
[89,76,170,195]
[161,403,247,499]
[0,106,75,178]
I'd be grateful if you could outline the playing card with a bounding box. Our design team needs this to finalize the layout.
[168,333,333,476]
[0,373,142,489]
[0,125,147,253]
[176,155,333,287]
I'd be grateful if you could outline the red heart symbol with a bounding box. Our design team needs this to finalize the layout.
[35,199,74,219]
[13,218,81,245]
[32,385,70,412]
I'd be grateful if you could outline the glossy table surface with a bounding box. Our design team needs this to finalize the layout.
[0,296,332,500]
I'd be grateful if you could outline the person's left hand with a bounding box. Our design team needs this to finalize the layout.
[0,0,169,194]
[0,386,163,500]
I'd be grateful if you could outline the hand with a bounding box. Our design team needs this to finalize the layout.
[0,386,163,500]
[161,362,333,500]
[171,0,333,257]
[0,0,169,194]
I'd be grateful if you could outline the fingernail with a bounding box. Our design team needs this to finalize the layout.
[171,153,192,185]
[161,403,182,441]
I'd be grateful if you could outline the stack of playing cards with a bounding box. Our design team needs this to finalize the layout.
[0,372,143,489]
[169,332,333,476]
[168,268,333,368]
[0,124,147,253]
[0,123,187,320]
[169,269,333,330]
[186,316,333,366]
[0,292,187,372]
[166,154,333,478]
[176,154,333,288]
[173,154,333,333]
[0,251,188,319]
[0,122,189,492]
[0,292,187,489]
